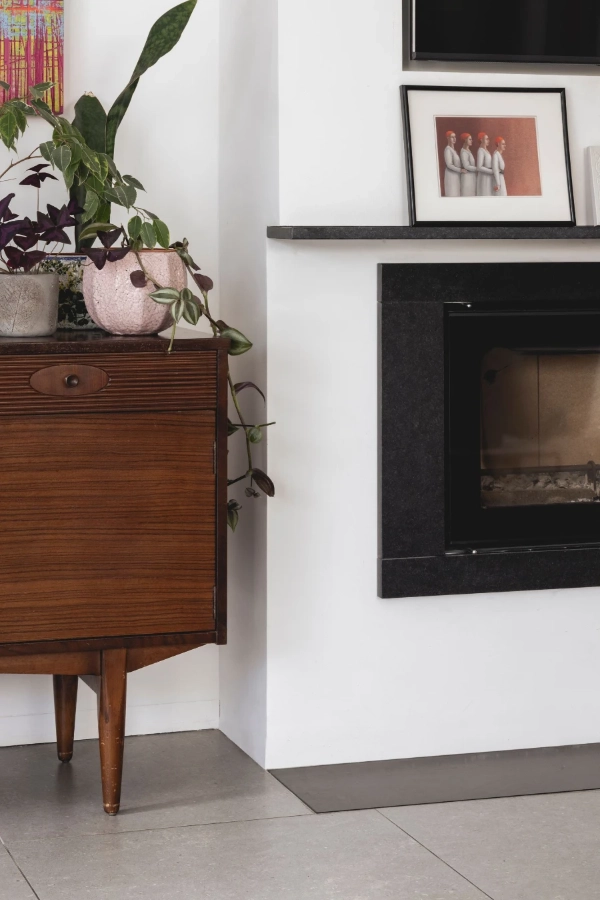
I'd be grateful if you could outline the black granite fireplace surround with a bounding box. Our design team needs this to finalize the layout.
[379,262,600,599]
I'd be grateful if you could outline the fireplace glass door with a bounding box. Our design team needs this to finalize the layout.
[447,303,600,551]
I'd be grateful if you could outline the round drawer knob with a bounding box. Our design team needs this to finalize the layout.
[65,374,80,388]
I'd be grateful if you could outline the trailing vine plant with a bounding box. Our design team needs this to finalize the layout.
[0,76,274,531]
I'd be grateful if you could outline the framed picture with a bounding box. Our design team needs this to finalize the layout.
[401,86,575,227]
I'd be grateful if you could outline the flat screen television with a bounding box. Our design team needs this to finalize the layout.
[412,0,600,63]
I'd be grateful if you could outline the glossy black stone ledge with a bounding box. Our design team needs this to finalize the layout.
[268,225,600,240]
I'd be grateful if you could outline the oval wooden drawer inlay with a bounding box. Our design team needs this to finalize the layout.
[30,364,110,398]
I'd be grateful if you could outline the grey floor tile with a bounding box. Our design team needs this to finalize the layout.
[381,790,600,900]
[0,730,311,840]
[0,845,36,900]
[9,810,491,900]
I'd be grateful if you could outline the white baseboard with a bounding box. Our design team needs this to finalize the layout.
[0,700,219,748]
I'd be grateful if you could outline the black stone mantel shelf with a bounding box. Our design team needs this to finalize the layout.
[267,225,600,241]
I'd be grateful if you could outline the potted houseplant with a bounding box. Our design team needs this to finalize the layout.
[0,6,274,528]
[0,179,83,337]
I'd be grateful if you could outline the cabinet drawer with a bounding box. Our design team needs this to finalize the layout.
[0,352,217,415]
[0,411,216,643]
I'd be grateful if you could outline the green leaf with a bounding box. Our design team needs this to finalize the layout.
[12,105,27,134]
[78,221,121,242]
[227,499,241,532]
[30,81,55,99]
[180,287,193,303]
[0,109,17,150]
[81,173,105,196]
[140,208,159,220]
[219,326,253,356]
[248,427,263,444]
[149,287,180,304]
[79,144,102,177]
[105,0,197,157]
[63,160,79,191]
[123,174,145,191]
[72,94,107,154]
[227,419,240,436]
[51,145,72,172]
[39,140,54,162]
[82,190,100,224]
[182,297,201,325]
[0,81,9,92]
[153,219,170,249]
[128,215,142,240]
[140,221,157,248]
[29,97,57,127]
[172,297,185,322]
[104,183,135,209]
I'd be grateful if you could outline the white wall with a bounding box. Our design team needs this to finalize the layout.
[262,0,600,768]
[218,0,279,765]
[0,0,220,746]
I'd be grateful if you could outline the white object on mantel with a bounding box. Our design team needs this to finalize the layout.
[586,147,600,226]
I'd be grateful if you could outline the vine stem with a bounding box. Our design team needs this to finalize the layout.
[0,149,42,182]
[132,247,257,487]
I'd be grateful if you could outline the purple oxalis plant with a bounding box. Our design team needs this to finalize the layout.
[0,165,83,274]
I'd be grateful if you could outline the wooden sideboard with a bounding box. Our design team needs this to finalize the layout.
[0,331,229,814]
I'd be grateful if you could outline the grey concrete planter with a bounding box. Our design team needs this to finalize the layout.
[0,273,59,337]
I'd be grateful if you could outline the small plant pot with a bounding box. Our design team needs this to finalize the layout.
[83,250,186,335]
[0,273,59,338]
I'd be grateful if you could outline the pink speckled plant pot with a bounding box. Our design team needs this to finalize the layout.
[83,250,187,335]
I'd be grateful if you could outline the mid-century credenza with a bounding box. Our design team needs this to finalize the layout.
[0,332,228,814]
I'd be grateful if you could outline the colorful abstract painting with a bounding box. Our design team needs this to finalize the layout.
[0,1,63,113]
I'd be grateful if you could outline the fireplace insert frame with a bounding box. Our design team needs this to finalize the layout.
[379,262,600,598]
[447,303,600,552]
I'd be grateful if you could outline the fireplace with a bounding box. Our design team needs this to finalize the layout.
[379,262,600,598]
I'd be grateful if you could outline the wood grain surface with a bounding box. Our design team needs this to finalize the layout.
[0,410,217,642]
[0,352,217,415]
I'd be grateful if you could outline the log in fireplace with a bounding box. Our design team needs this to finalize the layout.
[379,262,600,598]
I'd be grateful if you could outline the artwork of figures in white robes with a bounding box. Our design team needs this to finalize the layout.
[476,132,494,197]
[459,133,477,196]
[492,137,507,196]
[443,131,463,197]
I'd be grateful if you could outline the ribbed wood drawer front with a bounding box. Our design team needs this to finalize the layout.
[0,352,217,415]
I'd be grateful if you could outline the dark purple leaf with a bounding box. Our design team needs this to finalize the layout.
[83,248,109,270]
[28,164,50,172]
[0,221,24,251]
[14,233,39,251]
[41,228,70,244]
[193,272,214,292]
[107,247,130,263]
[98,228,123,249]
[20,250,47,272]
[66,199,85,217]
[4,246,24,269]
[3,211,18,222]
[0,193,15,221]
[20,174,43,188]
[234,381,266,403]
[251,468,275,497]
[20,172,57,188]
[130,269,147,288]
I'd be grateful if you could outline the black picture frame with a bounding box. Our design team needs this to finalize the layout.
[401,85,576,228]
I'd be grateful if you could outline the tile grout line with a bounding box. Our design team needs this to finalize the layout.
[0,809,315,844]
[1,838,41,900]
[374,810,497,900]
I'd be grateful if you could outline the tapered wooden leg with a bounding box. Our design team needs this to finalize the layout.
[98,649,127,816]
[53,675,78,763]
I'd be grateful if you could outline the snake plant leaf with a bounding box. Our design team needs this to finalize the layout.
[72,94,107,153]
[106,0,197,157]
